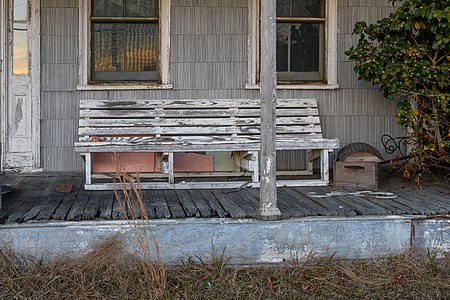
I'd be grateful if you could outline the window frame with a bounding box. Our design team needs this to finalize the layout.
[246,0,338,90]
[78,0,171,90]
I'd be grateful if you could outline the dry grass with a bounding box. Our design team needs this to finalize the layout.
[0,237,162,299]
[1,240,449,300]
[112,153,166,292]
[168,252,450,300]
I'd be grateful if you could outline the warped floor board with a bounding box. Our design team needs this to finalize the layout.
[0,173,448,224]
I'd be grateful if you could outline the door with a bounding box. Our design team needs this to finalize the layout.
[1,0,40,171]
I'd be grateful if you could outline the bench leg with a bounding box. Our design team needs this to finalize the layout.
[306,150,319,175]
[85,153,92,186]
[320,149,330,182]
[168,152,174,184]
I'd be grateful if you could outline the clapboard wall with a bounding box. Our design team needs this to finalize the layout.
[40,0,405,172]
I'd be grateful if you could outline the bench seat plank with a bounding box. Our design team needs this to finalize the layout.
[75,137,339,152]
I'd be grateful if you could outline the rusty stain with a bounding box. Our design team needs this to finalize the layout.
[91,136,105,142]
[56,183,73,193]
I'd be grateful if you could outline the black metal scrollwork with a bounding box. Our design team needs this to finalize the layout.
[381,134,409,160]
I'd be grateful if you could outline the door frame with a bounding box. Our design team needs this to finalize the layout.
[0,0,41,172]
[0,0,6,170]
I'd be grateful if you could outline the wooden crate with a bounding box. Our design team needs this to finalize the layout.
[333,161,379,190]
[333,143,383,190]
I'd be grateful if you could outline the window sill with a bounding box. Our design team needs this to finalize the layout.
[76,84,173,91]
[246,83,339,90]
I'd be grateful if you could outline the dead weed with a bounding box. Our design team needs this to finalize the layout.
[1,244,448,300]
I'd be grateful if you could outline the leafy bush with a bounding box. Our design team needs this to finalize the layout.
[346,0,449,181]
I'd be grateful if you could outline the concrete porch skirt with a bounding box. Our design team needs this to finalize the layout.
[0,216,449,264]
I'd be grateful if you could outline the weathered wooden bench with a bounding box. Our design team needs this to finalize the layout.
[74,99,339,190]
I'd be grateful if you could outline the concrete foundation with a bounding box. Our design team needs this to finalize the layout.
[0,216,449,264]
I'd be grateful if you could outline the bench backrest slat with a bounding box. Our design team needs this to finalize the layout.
[80,108,319,118]
[80,99,318,109]
[79,116,320,127]
[79,125,323,136]
[78,98,323,141]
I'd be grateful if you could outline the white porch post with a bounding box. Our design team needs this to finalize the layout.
[259,0,280,219]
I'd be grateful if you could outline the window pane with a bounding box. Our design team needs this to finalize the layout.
[277,0,290,17]
[276,23,289,72]
[13,24,28,75]
[292,0,324,18]
[13,0,28,21]
[92,0,124,17]
[92,0,157,17]
[277,0,325,18]
[126,23,158,71]
[126,0,157,17]
[290,23,321,72]
[92,23,158,80]
[93,23,124,72]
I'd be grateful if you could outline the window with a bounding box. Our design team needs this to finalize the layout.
[276,0,325,83]
[247,0,337,89]
[78,0,171,89]
[90,0,159,82]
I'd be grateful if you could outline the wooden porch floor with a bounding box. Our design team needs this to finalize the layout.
[1,171,449,224]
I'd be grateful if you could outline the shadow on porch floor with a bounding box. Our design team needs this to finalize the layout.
[0,170,449,224]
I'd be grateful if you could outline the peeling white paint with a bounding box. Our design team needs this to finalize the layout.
[14,97,23,128]
[423,223,450,256]
[265,157,272,173]
[260,238,285,263]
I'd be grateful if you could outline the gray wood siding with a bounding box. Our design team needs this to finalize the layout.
[40,0,405,172]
